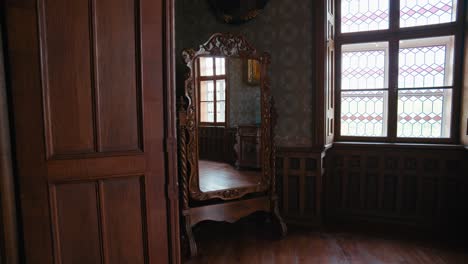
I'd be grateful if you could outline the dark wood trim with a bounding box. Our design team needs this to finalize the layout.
[163,0,180,263]
[313,0,327,147]
[0,20,19,264]
[186,197,270,226]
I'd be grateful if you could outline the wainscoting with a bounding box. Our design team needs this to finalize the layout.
[326,143,468,233]
[276,148,324,226]
[198,127,236,164]
[276,144,468,234]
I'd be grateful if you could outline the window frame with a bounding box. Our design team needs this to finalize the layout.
[335,0,466,144]
[197,56,229,127]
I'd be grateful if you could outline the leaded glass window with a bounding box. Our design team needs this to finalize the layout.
[336,0,461,142]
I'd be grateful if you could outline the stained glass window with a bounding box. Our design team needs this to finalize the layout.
[397,36,454,138]
[341,0,389,33]
[400,0,458,28]
[341,91,387,137]
[342,42,388,90]
[341,42,388,137]
[399,36,454,88]
[397,89,452,138]
[337,0,459,141]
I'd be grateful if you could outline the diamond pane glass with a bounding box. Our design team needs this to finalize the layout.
[215,57,225,75]
[216,80,226,100]
[342,42,388,90]
[200,102,214,122]
[341,90,388,137]
[400,0,458,28]
[399,36,454,88]
[341,0,389,33]
[199,57,214,76]
[200,81,214,101]
[216,101,225,123]
[397,89,452,138]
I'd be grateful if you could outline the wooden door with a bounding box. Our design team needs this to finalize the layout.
[4,0,171,263]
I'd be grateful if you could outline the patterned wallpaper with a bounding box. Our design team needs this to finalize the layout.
[176,0,315,147]
[227,59,261,128]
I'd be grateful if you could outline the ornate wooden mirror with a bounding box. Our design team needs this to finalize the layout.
[178,33,286,257]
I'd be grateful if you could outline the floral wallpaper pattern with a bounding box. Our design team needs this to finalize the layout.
[227,59,261,128]
[176,0,315,147]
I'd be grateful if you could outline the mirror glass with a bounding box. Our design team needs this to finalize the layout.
[197,56,262,192]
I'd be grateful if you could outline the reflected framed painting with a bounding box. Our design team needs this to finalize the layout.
[244,59,261,86]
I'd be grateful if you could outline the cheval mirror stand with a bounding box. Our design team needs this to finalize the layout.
[177,33,287,257]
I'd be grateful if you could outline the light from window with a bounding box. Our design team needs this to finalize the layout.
[200,57,214,76]
[215,58,225,75]
[397,36,454,138]
[199,57,226,124]
[400,0,458,28]
[216,80,226,122]
[341,90,388,137]
[341,0,389,33]
[337,0,459,141]
[397,89,452,138]
[200,80,215,122]
[341,42,389,137]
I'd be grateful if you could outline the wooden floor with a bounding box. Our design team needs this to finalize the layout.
[199,160,261,192]
[185,220,468,264]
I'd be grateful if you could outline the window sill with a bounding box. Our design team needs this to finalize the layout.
[333,141,466,151]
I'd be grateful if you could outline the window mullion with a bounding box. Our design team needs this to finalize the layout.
[388,0,399,142]
[387,39,399,142]
[389,0,400,33]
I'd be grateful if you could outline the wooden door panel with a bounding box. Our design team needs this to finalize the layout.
[95,0,141,152]
[5,0,170,263]
[52,182,102,264]
[101,177,146,264]
[41,0,95,156]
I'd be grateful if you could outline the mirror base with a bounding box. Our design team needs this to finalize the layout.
[182,196,287,257]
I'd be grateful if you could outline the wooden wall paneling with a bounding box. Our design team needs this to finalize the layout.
[276,148,322,226]
[326,144,468,233]
[0,23,19,264]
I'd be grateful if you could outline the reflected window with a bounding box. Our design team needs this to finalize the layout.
[198,57,227,125]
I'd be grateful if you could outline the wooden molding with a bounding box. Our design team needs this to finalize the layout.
[164,0,181,263]
[0,24,19,264]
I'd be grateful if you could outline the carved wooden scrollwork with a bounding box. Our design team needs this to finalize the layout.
[178,33,275,202]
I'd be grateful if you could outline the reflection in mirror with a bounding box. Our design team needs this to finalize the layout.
[197,56,262,192]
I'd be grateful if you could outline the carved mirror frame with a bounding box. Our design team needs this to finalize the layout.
[179,33,276,201]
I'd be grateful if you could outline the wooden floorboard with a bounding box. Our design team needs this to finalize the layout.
[199,160,261,192]
[184,220,468,264]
